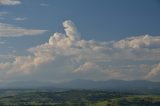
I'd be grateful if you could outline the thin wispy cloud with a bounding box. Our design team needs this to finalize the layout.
[14,17,27,21]
[0,0,21,5]
[0,41,5,44]
[40,3,49,7]
[0,23,47,37]
[0,11,8,16]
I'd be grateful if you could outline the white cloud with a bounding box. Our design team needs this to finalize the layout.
[0,20,107,75]
[74,62,99,73]
[14,17,27,21]
[0,23,47,37]
[113,35,160,49]
[145,63,160,80]
[0,0,21,5]
[0,20,160,81]
[110,35,160,62]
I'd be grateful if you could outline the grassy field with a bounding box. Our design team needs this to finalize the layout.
[93,101,108,106]
[92,95,160,106]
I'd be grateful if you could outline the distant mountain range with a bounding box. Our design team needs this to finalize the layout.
[0,79,160,94]
[54,79,160,93]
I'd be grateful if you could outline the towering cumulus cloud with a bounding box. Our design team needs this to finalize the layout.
[0,20,160,81]
[0,20,82,75]
[48,20,80,48]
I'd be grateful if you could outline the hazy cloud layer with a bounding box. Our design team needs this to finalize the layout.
[0,20,159,82]
[0,23,47,37]
[0,0,21,5]
[0,11,8,16]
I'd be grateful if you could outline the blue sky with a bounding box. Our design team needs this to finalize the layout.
[0,0,160,82]
[1,0,160,40]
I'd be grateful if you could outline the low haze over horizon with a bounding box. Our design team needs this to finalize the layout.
[0,0,160,83]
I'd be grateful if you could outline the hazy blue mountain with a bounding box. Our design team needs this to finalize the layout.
[55,79,160,90]
[0,80,53,89]
[0,79,160,93]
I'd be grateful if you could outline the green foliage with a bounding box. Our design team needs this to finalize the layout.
[0,89,159,106]
[116,96,160,106]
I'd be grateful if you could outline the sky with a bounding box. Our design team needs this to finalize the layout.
[0,0,160,82]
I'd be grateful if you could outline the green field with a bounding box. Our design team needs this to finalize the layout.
[0,89,159,106]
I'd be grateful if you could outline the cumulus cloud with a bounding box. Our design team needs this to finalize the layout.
[114,35,160,49]
[0,20,160,81]
[0,23,47,37]
[0,0,21,5]
[74,62,99,73]
[48,20,80,48]
[112,35,160,61]
[0,20,107,75]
